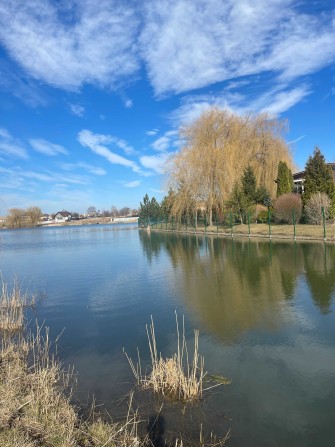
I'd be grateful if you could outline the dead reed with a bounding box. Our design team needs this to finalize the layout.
[0,279,141,447]
[127,313,206,402]
[0,326,142,447]
[0,278,35,332]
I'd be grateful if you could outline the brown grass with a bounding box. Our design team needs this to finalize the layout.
[0,327,77,447]
[0,327,142,447]
[152,222,335,241]
[127,313,205,402]
[0,278,36,332]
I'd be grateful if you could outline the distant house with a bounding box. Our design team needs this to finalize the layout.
[293,163,335,193]
[54,211,72,222]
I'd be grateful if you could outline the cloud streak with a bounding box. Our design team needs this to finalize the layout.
[60,162,106,176]
[124,180,141,188]
[78,129,141,173]
[0,128,29,159]
[30,138,68,156]
[140,153,171,174]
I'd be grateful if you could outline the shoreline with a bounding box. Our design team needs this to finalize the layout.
[147,222,335,243]
[1,217,139,229]
[2,219,334,242]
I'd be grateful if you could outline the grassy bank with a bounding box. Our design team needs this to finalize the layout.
[0,330,141,447]
[149,222,335,242]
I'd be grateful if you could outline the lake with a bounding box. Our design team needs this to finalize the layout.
[1,224,334,446]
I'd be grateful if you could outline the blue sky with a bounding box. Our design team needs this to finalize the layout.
[0,0,334,215]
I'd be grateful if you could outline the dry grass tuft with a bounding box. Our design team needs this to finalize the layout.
[127,313,205,402]
[0,278,36,332]
[80,393,141,447]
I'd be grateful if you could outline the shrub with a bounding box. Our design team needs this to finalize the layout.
[273,193,302,224]
[304,192,331,225]
[255,204,267,223]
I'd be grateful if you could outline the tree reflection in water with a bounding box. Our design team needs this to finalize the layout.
[139,231,335,341]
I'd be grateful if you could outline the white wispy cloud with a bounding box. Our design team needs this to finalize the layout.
[78,129,141,173]
[255,84,312,115]
[288,135,306,145]
[171,84,311,125]
[146,129,159,136]
[124,180,141,188]
[0,128,29,159]
[140,0,335,95]
[140,153,171,174]
[152,130,179,152]
[1,0,334,112]
[0,0,139,91]
[170,94,232,125]
[29,138,68,156]
[0,60,47,107]
[0,166,89,192]
[22,170,87,185]
[69,103,85,117]
[124,99,133,108]
[59,162,106,176]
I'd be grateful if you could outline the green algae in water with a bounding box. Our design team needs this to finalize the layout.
[205,374,232,385]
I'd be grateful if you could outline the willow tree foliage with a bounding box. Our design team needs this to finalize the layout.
[167,107,293,225]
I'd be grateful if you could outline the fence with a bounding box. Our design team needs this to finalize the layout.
[138,207,332,241]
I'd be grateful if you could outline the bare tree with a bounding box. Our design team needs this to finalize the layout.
[26,206,42,226]
[6,208,25,228]
[111,206,119,217]
[305,192,331,225]
[119,207,131,216]
[86,206,96,216]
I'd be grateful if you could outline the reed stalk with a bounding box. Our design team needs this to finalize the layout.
[127,312,206,401]
[0,278,35,332]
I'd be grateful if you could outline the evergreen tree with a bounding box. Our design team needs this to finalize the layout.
[256,185,271,206]
[139,194,160,226]
[228,182,248,223]
[276,161,293,197]
[149,197,160,220]
[303,147,335,207]
[241,166,257,204]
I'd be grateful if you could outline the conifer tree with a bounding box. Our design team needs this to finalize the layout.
[228,182,248,223]
[303,147,335,206]
[276,161,293,197]
[242,166,257,204]
[139,194,160,226]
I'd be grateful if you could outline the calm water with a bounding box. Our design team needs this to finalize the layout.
[1,224,335,446]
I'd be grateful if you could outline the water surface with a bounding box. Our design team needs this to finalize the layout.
[1,225,334,446]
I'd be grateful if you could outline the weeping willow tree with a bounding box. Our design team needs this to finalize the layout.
[167,107,293,225]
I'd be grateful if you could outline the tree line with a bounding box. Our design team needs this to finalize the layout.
[2,205,140,228]
[5,207,42,228]
[139,108,334,227]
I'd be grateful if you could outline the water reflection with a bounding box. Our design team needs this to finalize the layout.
[139,231,335,341]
